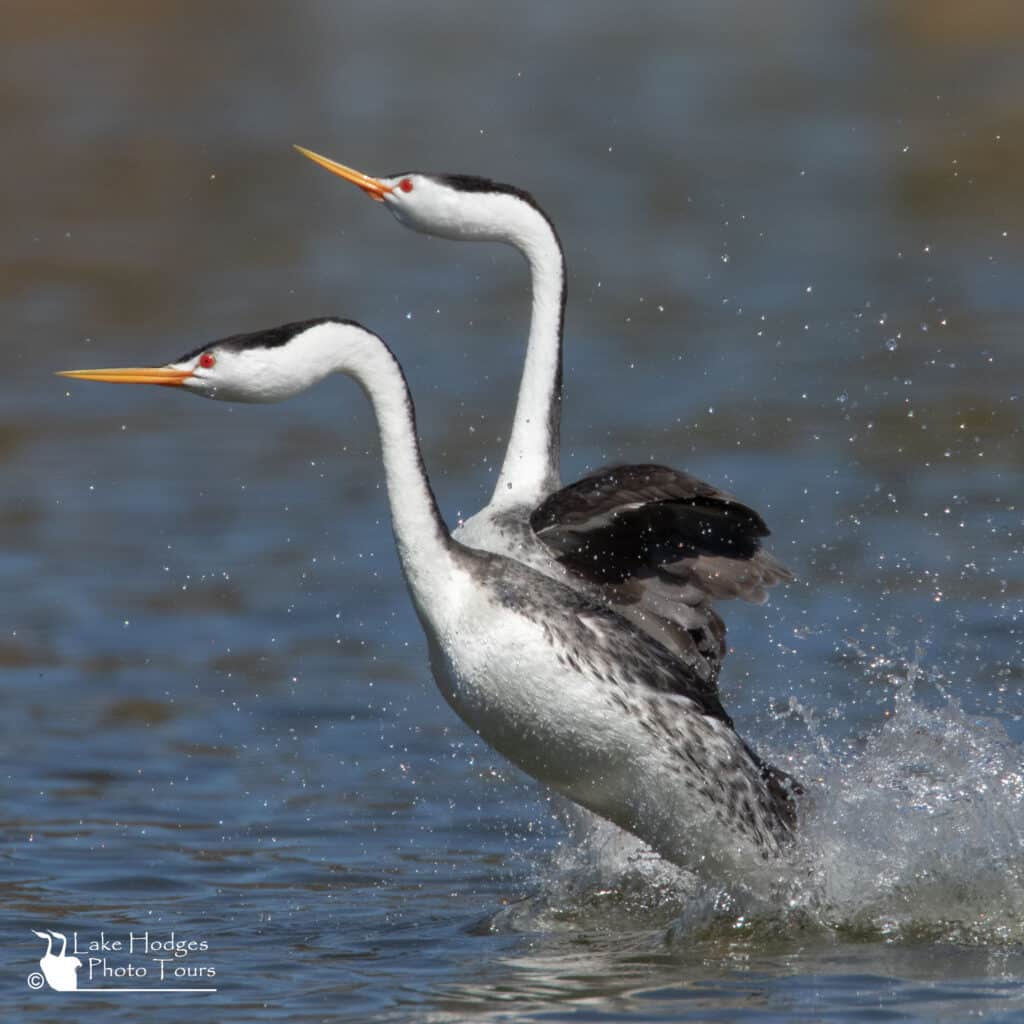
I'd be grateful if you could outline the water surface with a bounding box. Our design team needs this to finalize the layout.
[3,2,1024,1020]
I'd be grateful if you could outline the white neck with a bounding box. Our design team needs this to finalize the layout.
[326,328,457,605]
[489,202,565,509]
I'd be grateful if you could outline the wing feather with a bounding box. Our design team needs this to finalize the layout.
[530,464,792,684]
[531,463,791,594]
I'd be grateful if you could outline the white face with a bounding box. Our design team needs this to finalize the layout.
[374,174,535,245]
[174,346,299,403]
[374,174,469,239]
[173,321,363,403]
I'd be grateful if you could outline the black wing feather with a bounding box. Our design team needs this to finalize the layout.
[531,463,792,598]
[530,464,792,684]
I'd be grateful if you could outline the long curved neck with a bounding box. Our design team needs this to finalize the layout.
[491,204,566,509]
[337,331,456,602]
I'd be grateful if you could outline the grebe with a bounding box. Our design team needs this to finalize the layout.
[61,318,800,876]
[294,147,791,688]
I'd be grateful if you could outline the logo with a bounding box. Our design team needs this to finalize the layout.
[27,928,217,994]
[29,931,81,992]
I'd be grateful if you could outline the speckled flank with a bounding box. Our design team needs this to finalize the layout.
[456,542,801,848]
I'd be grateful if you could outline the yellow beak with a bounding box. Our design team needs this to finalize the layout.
[293,145,392,202]
[57,366,193,387]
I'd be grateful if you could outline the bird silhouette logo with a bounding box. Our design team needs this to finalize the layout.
[28,930,82,991]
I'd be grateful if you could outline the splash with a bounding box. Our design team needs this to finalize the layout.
[790,665,1024,945]
[504,652,1024,946]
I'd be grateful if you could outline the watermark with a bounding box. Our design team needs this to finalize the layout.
[27,928,217,994]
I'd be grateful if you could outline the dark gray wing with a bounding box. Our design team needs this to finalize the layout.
[531,463,792,600]
[530,464,792,683]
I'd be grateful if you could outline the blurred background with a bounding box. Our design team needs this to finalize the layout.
[3,2,1024,1021]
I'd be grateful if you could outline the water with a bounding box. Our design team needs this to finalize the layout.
[3,1,1024,1019]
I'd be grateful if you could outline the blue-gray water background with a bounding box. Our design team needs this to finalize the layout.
[4,2,1024,1020]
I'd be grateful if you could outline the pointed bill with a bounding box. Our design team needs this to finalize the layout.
[293,145,392,201]
[57,366,193,387]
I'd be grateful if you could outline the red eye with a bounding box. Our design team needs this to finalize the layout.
[199,352,216,369]
[399,178,414,193]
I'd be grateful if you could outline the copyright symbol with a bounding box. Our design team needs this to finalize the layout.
[27,972,44,990]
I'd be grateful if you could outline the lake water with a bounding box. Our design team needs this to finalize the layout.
[4,2,1024,1020]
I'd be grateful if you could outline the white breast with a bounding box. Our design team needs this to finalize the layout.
[425,581,632,799]
[413,553,784,881]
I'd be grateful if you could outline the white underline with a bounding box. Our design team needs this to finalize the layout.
[70,987,217,993]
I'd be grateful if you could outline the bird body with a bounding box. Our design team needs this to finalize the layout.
[61,318,798,876]
[427,550,793,868]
